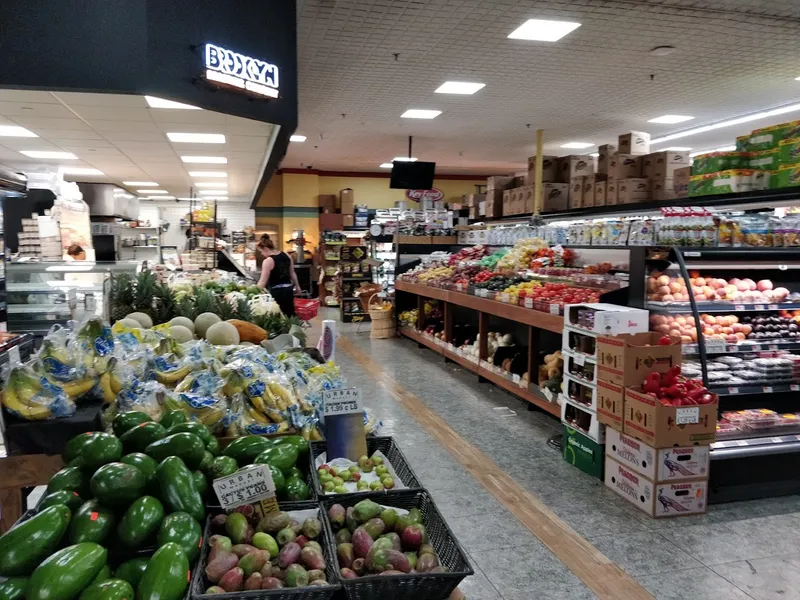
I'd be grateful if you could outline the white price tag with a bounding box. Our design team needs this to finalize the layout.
[573,352,586,366]
[524,298,533,309]
[323,388,363,416]
[8,345,21,366]
[704,338,726,354]
[755,305,765,311]
[768,345,779,351]
[736,440,748,447]
[772,437,783,444]
[549,304,560,315]
[734,305,745,311]
[727,386,739,394]
[769,304,779,310]
[791,384,800,392]
[512,374,521,384]
[500,293,509,303]
[212,464,276,510]
[763,386,773,393]
[675,406,700,425]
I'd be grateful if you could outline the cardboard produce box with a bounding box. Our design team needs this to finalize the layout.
[559,155,594,182]
[608,154,641,180]
[597,144,616,175]
[673,167,691,198]
[652,150,690,179]
[485,189,503,218]
[540,183,570,212]
[597,332,681,386]
[606,180,618,205]
[618,131,651,155]
[570,176,585,208]
[563,424,604,479]
[486,175,514,190]
[594,181,607,206]
[617,178,651,204]
[582,175,607,208]
[652,178,674,201]
[641,154,656,178]
[320,213,344,230]
[318,194,337,213]
[342,214,355,227]
[604,456,708,517]
[340,188,355,213]
[527,155,559,183]
[606,428,710,482]
[517,184,534,214]
[624,387,718,447]
[597,379,624,432]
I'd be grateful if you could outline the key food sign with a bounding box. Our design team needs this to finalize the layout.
[204,43,279,99]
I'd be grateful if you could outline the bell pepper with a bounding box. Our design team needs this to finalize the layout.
[660,365,681,387]
[665,383,687,398]
[687,386,707,401]
[643,372,661,395]
[657,335,673,346]
[696,393,716,405]
[686,378,704,390]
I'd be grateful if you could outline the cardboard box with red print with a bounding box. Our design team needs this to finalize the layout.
[624,386,717,447]
[597,332,681,387]
[605,428,710,482]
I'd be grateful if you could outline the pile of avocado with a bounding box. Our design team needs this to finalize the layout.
[0,409,311,600]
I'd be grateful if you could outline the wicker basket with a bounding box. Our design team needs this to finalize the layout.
[320,489,473,600]
[356,283,383,313]
[367,295,394,338]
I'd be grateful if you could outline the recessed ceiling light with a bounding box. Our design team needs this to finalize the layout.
[180,156,227,164]
[195,182,228,188]
[401,110,441,119]
[435,81,486,95]
[123,181,158,186]
[139,189,168,194]
[507,19,581,42]
[289,135,307,142]
[648,114,695,124]
[167,132,226,144]
[652,102,800,144]
[145,96,201,110]
[189,171,227,178]
[664,147,692,151]
[561,142,594,149]
[59,167,104,176]
[0,125,38,138]
[379,163,394,168]
[589,153,599,158]
[143,195,176,200]
[20,150,77,159]
[392,157,418,162]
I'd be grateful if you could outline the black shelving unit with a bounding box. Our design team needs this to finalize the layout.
[339,245,371,323]
[188,198,219,270]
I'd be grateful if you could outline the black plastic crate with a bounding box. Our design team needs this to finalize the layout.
[190,502,341,600]
[320,489,473,600]
[310,436,422,499]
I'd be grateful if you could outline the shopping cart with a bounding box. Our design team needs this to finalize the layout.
[294,295,320,321]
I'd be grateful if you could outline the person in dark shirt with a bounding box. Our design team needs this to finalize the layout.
[256,234,300,316]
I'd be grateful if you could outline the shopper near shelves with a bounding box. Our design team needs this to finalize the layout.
[257,234,300,316]
[184,228,193,252]
[66,244,86,261]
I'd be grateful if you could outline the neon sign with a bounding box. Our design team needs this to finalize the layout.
[204,43,279,99]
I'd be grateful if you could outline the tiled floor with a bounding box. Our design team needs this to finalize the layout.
[331,316,800,599]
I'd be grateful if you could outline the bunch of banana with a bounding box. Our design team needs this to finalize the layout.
[60,376,98,400]
[2,364,74,420]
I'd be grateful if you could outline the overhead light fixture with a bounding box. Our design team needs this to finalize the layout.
[195,182,228,188]
[664,146,692,151]
[199,193,228,199]
[561,142,593,149]
[289,135,307,142]
[392,157,418,162]
[20,150,77,159]
[401,109,441,119]
[651,102,800,144]
[189,171,227,178]
[379,163,394,168]
[145,96,200,110]
[180,156,227,164]
[139,189,168,194]
[648,114,695,124]
[0,125,38,138]
[435,81,485,95]
[123,181,158,186]
[507,19,581,42]
[589,152,599,158]
[143,195,175,200]
[167,132,226,144]
[59,167,104,176]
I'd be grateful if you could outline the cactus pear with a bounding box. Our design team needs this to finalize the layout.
[300,546,326,571]
[307,569,326,583]
[416,552,439,572]
[340,568,358,579]
[261,577,283,589]
[285,564,308,588]
[363,517,385,539]
[302,517,322,539]
[225,512,250,544]
[335,528,352,545]
[244,573,262,590]
[205,551,239,582]
[238,550,269,576]
[327,504,345,529]
[336,543,354,568]
[218,567,244,592]
[381,532,402,551]
[353,499,382,523]
[277,542,301,568]
[351,526,374,558]
[256,511,290,533]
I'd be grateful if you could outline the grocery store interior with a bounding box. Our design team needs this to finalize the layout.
[4,1,800,600]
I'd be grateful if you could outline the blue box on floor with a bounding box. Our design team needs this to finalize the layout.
[563,424,604,479]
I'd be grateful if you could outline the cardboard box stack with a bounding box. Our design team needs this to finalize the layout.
[559,304,649,479]
[597,331,717,518]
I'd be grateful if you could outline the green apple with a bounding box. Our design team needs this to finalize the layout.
[339,470,352,482]
[369,480,384,491]
[334,485,348,494]
[332,477,344,486]
[323,481,336,493]
[382,477,395,489]
[357,480,370,491]
[371,455,384,466]
[375,465,389,477]
[320,473,333,484]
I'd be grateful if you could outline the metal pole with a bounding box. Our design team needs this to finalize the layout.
[533,129,544,215]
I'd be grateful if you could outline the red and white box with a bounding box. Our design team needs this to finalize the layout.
[605,428,710,482]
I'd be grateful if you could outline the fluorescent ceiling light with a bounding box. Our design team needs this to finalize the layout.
[380,163,394,168]
[181,156,227,164]
[507,19,581,42]
[195,182,228,188]
[651,102,800,144]
[0,125,37,138]
[143,195,175,200]
[795,76,800,81]
[189,171,226,178]
[123,181,158,186]
[648,114,694,124]
[139,189,168,194]
[59,167,104,176]
[589,152,599,158]
[664,146,692,151]
[561,142,593,149]
[435,81,485,95]
[401,109,441,119]
[145,96,200,110]
[167,132,226,144]
[289,135,307,142]
[199,194,228,199]
[20,150,77,159]
[198,189,228,195]
[392,157,418,162]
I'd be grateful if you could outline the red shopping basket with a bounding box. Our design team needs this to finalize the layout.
[294,297,320,321]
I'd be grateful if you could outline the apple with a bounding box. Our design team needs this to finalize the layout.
[323,481,335,493]
[757,280,773,292]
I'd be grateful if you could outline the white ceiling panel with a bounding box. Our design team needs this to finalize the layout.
[104,132,172,143]
[149,110,228,125]
[0,102,75,118]
[11,117,90,131]
[0,91,60,103]
[87,120,162,133]
[227,136,269,152]
[44,130,106,141]
[73,107,153,122]
[52,92,146,107]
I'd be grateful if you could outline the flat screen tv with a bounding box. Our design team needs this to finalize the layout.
[389,161,435,190]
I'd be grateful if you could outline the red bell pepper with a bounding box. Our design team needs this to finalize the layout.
[696,393,716,405]
[687,386,708,401]
[657,335,673,345]
[660,365,681,387]
[665,383,687,398]
[643,372,661,394]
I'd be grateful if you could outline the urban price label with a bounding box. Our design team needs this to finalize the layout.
[323,388,363,416]
[212,465,276,510]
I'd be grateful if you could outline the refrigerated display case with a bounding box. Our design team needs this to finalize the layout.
[0,169,24,330]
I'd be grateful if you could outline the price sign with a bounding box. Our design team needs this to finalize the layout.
[684,251,701,257]
[728,387,739,394]
[769,304,779,310]
[763,386,773,393]
[323,388,363,416]
[768,345,779,351]
[213,465,277,512]
[524,298,533,309]
[675,407,700,424]
[573,352,585,366]
[704,338,726,354]
[549,304,560,315]
[791,384,799,392]
[500,293,509,303]
[755,305,765,311]
[734,305,745,311]
[8,344,21,366]
[772,437,783,444]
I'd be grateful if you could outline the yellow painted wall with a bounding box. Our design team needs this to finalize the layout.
[258,174,283,207]
[317,176,484,209]
[282,173,320,208]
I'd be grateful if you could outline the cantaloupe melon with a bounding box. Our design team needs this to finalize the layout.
[205,321,240,346]
[169,325,194,343]
[195,312,221,338]
[168,316,195,333]
[117,317,143,329]
[126,312,153,329]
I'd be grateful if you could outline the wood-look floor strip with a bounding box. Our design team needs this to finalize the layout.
[338,335,654,600]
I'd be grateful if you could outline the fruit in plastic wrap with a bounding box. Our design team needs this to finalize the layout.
[74,317,116,375]
[2,363,76,420]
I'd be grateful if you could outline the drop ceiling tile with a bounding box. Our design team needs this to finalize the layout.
[0,90,60,103]
[41,130,106,141]
[9,117,91,131]
[112,141,175,154]
[72,107,153,122]
[52,92,146,107]
[0,103,75,118]
[87,120,162,133]
[226,136,268,151]
[149,110,227,124]
[103,131,168,143]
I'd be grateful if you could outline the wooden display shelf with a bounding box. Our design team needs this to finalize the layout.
[399,328,559,417]
[395,280,564,333]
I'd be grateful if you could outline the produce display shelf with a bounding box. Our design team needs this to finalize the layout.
[711,433,800,459]
[683,340,800,355]
[395,280,563,333]
[646,301,800,313]
[342,275,368,280]
[709,382,799,396]
[399,327,443,355]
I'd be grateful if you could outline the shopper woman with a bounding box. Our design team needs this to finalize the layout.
[257,235,301,317]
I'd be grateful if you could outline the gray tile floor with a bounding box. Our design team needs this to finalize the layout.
[329,315,800,599]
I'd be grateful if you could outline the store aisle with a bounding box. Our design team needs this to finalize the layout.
[325,315,800,600]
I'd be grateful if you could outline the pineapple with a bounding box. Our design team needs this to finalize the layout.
[193,286,218,316]
[151,282,176,325]
[133,271,158,313]
[235,298,252,322]
[110,273,135,323]
[175,296,198,321]
[217,300,234,321]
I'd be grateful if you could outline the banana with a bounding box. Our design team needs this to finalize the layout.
[247,406,271,424]
[110,374,123,395]
[158,365,191,386]
[61,377,97,399]
[99,372,115,403]
[2,388,51,420]
[250,394,268,414]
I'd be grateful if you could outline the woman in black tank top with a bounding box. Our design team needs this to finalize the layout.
[256,234,300,317]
